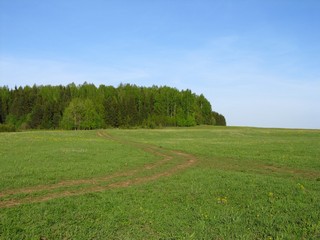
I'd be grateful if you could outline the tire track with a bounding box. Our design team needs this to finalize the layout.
[0,130,197,208]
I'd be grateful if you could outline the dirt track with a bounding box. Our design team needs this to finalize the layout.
[0,131,197,208]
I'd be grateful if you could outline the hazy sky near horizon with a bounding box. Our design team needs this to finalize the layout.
[1,0,319,129]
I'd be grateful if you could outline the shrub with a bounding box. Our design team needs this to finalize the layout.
[0,124,16,132]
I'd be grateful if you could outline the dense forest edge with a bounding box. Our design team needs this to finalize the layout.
[0,83,226,132]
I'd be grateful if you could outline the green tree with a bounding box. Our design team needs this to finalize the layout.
[212,111,227,126]
[60,98,102,130]
[195,94,214,125]
[0,82,226,130]
[60,98,84,130]
[0,86,11,124]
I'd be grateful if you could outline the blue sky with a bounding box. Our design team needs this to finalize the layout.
[1,0,319,129]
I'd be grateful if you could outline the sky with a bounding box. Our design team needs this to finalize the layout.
[0,0,319,129]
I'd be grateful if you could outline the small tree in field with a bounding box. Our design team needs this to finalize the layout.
[60,98,102,130]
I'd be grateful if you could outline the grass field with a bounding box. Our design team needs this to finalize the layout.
[0,126,320,239]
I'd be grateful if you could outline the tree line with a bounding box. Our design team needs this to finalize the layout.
[0,83,226,131]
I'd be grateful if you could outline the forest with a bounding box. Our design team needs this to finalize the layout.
[0,83,226,131]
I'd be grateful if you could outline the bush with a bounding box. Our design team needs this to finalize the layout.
[19,122,30,131]
[0,124,16,132]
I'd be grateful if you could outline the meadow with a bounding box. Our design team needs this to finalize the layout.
[0,126,319,239]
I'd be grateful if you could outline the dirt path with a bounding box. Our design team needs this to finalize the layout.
[0,130,197,208]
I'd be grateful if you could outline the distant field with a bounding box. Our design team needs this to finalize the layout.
[0,127,320,239]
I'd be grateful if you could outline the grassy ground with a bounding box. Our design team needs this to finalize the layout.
[0,126,319,239]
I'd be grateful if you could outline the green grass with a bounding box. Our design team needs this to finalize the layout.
[0,130,158,191]
[1,126,320,239]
